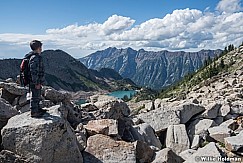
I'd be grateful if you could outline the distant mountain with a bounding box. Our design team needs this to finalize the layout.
[80,47,222,89]
[0,50,137,92]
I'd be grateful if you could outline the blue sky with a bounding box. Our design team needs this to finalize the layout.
[0,0,242,58]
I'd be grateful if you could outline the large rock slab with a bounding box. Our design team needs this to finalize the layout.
[225,131,243,152]
[138,102,205,133]
[184,142,224,163]
[93,95,130,119]
[201,103,221,119]
[187,119,216,139]
[44,88,71,104]
[178,103,205,123]
[131,123,162,149]
[179,149,196,161]
[84,119,118,136]
[152,148,184,163]
[208,125,232,143]
[63,101,83,127]
[166,124,190,154]
[0,98,18,128]
[1,105,83,163]
[83,134,136,163]
[137,107,180,133]
[0,88,17,104]
[0,82,27,96]
[134,140,154,163]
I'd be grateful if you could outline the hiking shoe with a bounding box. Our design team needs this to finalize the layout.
[31,111,45,118]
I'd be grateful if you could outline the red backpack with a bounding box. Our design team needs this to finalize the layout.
[20,57,31,86]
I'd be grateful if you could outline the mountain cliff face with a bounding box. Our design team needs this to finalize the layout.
[0,50,136,92]
[80,47,222,89]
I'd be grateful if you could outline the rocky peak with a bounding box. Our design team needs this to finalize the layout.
[0,50,137,92]
[80,47,222,89]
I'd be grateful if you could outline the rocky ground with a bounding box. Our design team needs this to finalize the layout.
[0,46,242,163]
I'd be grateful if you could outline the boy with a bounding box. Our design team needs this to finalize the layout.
[25,40,46,118]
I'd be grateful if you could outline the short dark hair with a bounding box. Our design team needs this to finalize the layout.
[30,40,42,51]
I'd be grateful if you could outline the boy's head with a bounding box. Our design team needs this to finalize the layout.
[30,40,42,53]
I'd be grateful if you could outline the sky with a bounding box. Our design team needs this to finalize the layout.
[0,0,242,59]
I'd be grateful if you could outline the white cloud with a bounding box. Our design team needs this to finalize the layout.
[216,0,242,13]
[0,0,243,58]
[100,14,135,35]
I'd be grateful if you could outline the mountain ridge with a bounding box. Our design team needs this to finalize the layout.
[80,47,222,89]
[0,49,137,92]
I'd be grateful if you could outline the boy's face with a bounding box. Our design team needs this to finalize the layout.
[37,46,42,54]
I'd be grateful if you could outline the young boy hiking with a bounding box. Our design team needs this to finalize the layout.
[24,40,46,118]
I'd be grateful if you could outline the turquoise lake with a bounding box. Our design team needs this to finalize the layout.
[107,90,136,99]
[76,90,137,105]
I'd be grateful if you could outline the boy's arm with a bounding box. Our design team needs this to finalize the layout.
[29,56,40,85]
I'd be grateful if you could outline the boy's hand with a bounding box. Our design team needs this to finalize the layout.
[35,84,41,89]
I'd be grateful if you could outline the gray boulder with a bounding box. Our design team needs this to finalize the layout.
[224,113,239,121]
[166,124,190,154]
[191,135,200,150]
[83,134,136,163]
[91,96,132,140]
[0,98,18,128]
[0,82,27,96]
[201,103,221,119]
[44,88,71,104]
[93,96,130,119]
[63,102,83,127]
[5,78,14,83]
[179,149,196,161]
[152,148,184,163]
[131,123,162,149]
[221,119,235,127]
[75,123,87,151]
[230,101,243,114]
[213,116,224,125]
[178,103,205,123]
[84,119,118,136]
[18,103,30,114]
[225,130,243,152]
[137,107,180,133]
[145,101,154,111]
[184,142,224,163]
[218,103,230,117]
[187,119,216,139]
[134,140,154,163]
[154,98,163,109]
[0,88,17,104]
[208,126,232,143]
[1,105,83,163]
